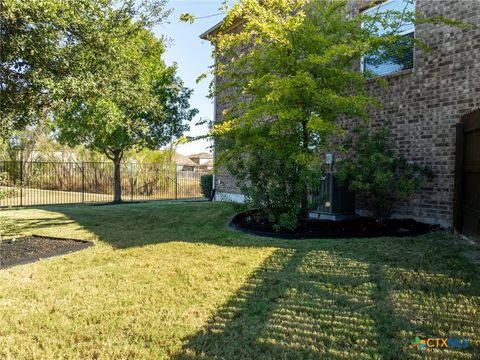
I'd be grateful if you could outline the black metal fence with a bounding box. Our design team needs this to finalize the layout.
[0,161,208,207]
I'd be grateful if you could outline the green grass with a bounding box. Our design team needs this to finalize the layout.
[0,202,479,359]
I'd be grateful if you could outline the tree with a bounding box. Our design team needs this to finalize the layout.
[55,28,197,203]
[0,0,169,139]
[2,0,196,203]
[206,0,427,229]
[3,120,60,162]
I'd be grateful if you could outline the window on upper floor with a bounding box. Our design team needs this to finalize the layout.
[362,0,416,77]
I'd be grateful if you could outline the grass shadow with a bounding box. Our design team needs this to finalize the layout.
[175,244,479,359]
[174,247,385,359]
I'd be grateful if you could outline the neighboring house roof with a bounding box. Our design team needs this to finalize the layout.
[174,153,197,167]
[189,152,213,160]
[203,159,214,168]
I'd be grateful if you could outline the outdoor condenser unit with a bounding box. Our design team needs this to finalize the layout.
[312,154,356,221]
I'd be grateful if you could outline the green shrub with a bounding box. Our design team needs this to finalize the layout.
[336,126,433,218]
[200,174,213,199]
[225,140,323,231]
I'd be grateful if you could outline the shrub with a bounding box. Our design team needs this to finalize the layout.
[225,140,323,231]
[336,126,433,218]
[200,174,213,199]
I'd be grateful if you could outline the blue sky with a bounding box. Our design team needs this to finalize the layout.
[153,1,227,156]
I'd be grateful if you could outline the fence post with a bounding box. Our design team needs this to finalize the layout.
[82,162,85,204]
[175,167,178,200]
[131,176,134,202]
[19,152,23,207]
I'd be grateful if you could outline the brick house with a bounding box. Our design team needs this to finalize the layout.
[201,0,480,232]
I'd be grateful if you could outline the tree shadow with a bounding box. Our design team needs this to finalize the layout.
[32,202,256,249]
[174,246,479,359]
[174,248,379,359]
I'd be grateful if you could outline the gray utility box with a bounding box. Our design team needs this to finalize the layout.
[311,171,356,221]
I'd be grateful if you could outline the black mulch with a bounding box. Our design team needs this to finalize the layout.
[0,235,94,269]
[230,210,442,239]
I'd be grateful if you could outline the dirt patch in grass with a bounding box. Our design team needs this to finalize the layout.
[0,235,93,269]
[231,210,442,239]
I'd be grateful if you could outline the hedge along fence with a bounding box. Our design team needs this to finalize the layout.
[0,161,210,207]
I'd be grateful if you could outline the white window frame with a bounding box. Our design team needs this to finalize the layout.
[361,0,416,75]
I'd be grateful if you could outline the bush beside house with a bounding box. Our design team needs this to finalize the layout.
[200,174,213,199]
[336,126,433,218]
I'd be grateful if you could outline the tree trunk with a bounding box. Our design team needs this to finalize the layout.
[113,151,123,203]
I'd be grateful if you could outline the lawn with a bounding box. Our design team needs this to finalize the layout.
[0,202,479,359]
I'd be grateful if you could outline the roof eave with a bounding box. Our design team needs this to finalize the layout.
[200,21,223,40]
[199,18,246,41]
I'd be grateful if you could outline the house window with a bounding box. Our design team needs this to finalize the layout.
[362,0,415,77]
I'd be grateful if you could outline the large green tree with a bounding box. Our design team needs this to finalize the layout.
[1,0,197,203]
[206,0,451,230]
[56,28,197,203]
[0,0,168,139]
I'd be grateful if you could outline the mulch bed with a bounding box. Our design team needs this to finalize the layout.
[0,235,93,269]
[230,210,442,239]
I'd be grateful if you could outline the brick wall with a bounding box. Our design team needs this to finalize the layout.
[214,0,480,226]
[355,0,480,226]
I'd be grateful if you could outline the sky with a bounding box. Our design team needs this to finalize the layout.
[153,1,227,156]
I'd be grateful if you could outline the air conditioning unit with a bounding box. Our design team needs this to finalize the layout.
[310,153,356,221]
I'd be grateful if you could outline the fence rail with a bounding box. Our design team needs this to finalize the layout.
[0,161,208,207]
